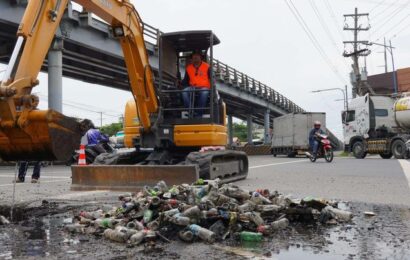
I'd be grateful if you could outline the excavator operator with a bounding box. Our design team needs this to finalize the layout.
[181,51,211,117]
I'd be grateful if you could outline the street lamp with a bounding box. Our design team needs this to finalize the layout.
[366,40,397,94]
[311,86,349,112]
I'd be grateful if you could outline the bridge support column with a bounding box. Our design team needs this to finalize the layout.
[247,115,253,145]
[48,39,63,113]
[228,115,233,147]
[264,110,271,144]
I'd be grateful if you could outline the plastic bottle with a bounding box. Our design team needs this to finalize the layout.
[178,230,194,242]
[239,231,263,242]
[150,196,161,207]
[182,206,201,218]
[189,224,216,243]
[126,220,144,231]
[322,206,352,222]
[147,220,160,231]
[238,200,256,213]
[271,218,289,230]
[162,208,180,217]
[115,226,137,238]
[79,210,103,220]
[171,213,191,226]
[143,209,153,223]
[250,192,271,205]
[104,228,128,243]
[130,231,146,245]
[221,184,251,200]
[257,225,272,236]
[256,204,281,213]
[240,212,264,226]
[94,218,117,228]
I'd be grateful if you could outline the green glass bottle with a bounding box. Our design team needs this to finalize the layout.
[240,231,263,242]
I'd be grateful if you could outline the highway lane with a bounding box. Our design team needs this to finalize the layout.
[0,155,410,206]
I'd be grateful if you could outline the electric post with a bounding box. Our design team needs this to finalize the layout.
[343,8,372,97]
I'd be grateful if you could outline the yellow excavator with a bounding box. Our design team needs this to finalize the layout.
[0,0,248,190]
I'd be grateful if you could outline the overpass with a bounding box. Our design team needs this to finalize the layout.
[0,1,340,148]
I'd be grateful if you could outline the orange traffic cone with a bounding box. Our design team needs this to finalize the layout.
[78,144,87,166]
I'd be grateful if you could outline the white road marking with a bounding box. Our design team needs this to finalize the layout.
[249,160,308,169]
[398,160,410,190]
[0,175,70,179]
[0,179,69,187]
[50,190,110,200]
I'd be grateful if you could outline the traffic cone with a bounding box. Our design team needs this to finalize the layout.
[78,144,87,166]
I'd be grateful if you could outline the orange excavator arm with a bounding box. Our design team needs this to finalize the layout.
[0,0,157,161]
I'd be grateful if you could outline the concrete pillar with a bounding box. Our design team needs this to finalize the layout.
[48,39,63,113]
[264,110,271,144]
[228,115,233,146]
[247,115,253,145]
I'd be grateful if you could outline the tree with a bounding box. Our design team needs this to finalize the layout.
[100,122,123,136]
[233,122,248,141]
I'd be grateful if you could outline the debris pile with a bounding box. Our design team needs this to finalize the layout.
[64,179,353,245]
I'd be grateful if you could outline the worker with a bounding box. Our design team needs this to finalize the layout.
[181,51,211,117]
[14,161,41,183]
[309,121,325,157]
[86,123,109,154]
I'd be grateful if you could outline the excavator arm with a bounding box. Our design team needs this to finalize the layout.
[0,0,157,161]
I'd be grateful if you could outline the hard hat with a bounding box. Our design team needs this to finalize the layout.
[314,121,321,126]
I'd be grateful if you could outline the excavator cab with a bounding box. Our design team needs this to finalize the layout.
[158,31,224,126]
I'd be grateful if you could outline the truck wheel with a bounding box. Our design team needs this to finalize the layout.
[392,140,406,159]
[287,152,296,158]
[379,152,393,159]
[352,141,366,159]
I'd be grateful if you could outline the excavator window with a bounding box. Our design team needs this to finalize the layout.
[158,31,222,126]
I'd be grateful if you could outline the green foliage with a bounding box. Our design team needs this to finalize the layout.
[233,122,248,141]
[100,122,123,136]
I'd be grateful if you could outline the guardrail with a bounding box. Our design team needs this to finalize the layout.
[141,22,304,114]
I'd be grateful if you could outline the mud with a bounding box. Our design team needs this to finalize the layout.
[1,201,410,259]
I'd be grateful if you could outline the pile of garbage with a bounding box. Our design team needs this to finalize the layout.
[64,179,353,245]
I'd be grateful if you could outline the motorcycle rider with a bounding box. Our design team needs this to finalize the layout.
[86,123,109,154]
[309,121,326,158]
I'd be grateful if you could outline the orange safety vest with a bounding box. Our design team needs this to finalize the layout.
[186,62,211,89]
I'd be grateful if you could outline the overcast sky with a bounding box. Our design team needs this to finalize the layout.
[2,0,410,138]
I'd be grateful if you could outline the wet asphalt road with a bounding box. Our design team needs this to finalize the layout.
[1,155,410,259]
[1,155,410,206]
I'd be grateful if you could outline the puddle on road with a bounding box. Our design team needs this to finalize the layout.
[0,202,410,259]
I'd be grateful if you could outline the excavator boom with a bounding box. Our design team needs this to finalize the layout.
[0,0,157,161]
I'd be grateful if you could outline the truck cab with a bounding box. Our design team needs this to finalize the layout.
[342,94,405,159]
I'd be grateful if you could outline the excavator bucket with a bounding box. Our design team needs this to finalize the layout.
[71,165,199,191]
[0,110,85,161]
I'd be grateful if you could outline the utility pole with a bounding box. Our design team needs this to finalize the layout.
[100,112,103,128]
[390,40,398,94]
[383,37,388,73]
[343,8,372,98]
[366,40,397,94]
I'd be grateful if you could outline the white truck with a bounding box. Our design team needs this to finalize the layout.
[343,93,410,159]
[271,113,326,157]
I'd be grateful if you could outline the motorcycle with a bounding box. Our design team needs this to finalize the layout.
[66,140,115,166]
[306,133,333,163]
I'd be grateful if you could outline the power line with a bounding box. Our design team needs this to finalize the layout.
[372,0,410,31]
[371,0,398,20]
[309,0,350,68]
[374,13,410,41]
[324,0,346,40]
[284,0,347,84]
[369,0,389,13]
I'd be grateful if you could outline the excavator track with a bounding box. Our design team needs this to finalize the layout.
[185,150,248,184]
